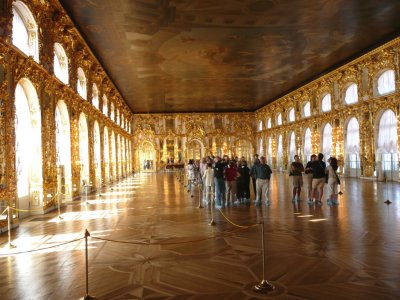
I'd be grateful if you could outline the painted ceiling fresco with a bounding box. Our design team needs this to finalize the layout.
[59,0,400,113]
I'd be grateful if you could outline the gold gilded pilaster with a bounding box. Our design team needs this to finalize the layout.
[69,103,81,197]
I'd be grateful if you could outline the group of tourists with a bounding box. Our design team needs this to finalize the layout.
[185,152,340,208]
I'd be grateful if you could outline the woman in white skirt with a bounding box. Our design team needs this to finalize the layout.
[202,163,214,203]
[186,159,195,195]
[326,157,340,206]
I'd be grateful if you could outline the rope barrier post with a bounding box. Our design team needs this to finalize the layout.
[7,206,16,249]
[208,196,215,226]
[197,181,203,208]
[85,184,90,205]
[253,221,274,293]
[81,229,97,300]
[57,193,63,220]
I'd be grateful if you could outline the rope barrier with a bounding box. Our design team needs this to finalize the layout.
[0,236,85,256]
[9,206,47,213]
[90,226,251,246]
[0,207,8,216]
[217,208,259,229]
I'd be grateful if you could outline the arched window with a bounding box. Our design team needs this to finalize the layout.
[54,43,69,84]
[12,1,39,62]
[259,138,263,155]
[346,118,360,154]
[378,109,397,153]
[277,135,283,169]
[289,131,296,160]
[346,117,360,170]
[344,83,358,105]
[377,109,398,172]
[92,84,99,109]
[377,70,395,95]
[102,95,108,116]
[266,118,271,129]
[258,120,263,131]
[303,101,311,118]
[322,123,332,159]
[116,108,120,125]
[304,128,312,161]
[267,137,272,166]
[288,108,295,122]
[77,68,87,99]
[321,94,331,112]
[110,103,114,120]
[277,113,282,126]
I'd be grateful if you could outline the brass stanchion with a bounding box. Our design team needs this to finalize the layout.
[384,177,392,205]
[7,206,16,249]
[208,196,215,226]
[57,193,63,220]
[253,221,275,293]
[197,183,203,208]
[81,229,97,300]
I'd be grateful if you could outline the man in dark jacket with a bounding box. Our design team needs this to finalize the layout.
[254,156,272,206]
[310,153,326,205]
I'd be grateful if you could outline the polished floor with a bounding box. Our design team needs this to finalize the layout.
[0,172,399,300]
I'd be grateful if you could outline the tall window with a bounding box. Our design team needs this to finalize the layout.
[259,138,263,155]
[92,84,99,109]
[267,137,272,166]
[54,43,69,84]
[289,132,296,160]
[77,68,87,99]
[266,118,272,129]
[346,117,360,168]
[110,103,114,120]
[344,83,358,105]
[321,94,331,112]
[258,121,263,131]
[116,108,120,125]
[12,1,39,62]
[277,135,283,169]
[377,70,395,95]
[288,108,295,122]
[277,113,282,126]
[322,123,332,159]
[378,109,398,171]
[303,101,311,118]
[304,128,312,161]
[102,95,108,116]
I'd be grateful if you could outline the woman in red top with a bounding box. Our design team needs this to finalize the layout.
[224,160,239,206]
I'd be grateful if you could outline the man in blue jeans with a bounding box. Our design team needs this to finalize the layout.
[213,156,226,207]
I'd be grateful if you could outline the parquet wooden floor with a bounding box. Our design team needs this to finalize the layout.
[0,172,399,300]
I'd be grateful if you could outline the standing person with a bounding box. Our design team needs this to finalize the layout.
[290,155,304,202]
[254,156,272,206]
[186,159,195,196]
[311,153,326,205]
[305,154,317,203]
[250,155,260,201]
[237,161,251,204]
[224,160,239,206]
[213,156,226,208]
[202,162,214,204]
[326,157,340,206]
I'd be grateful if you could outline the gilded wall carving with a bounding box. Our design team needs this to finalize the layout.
[0,0,133,226]
[255,37,400,177]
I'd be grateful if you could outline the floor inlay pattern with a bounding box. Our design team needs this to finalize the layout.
[0,172,399,299]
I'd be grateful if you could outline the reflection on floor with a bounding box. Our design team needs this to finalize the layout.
[0,172,399,300]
